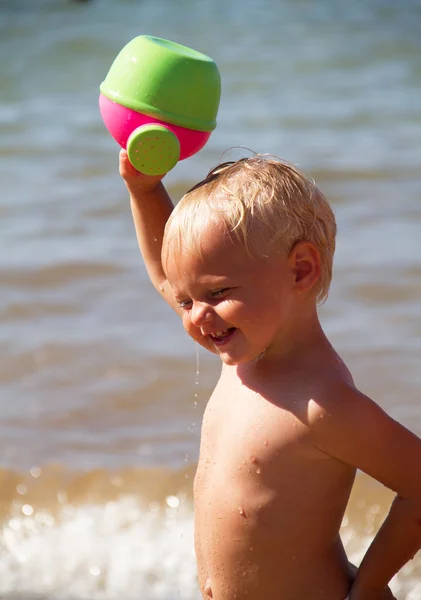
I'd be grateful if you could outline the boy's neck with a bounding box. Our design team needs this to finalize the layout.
[237,307,332,378]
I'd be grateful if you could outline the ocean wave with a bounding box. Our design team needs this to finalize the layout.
[0,466,420,599]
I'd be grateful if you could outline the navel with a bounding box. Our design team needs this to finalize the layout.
[204,578,213,598]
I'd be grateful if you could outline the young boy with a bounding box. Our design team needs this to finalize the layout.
[120,150,421,600]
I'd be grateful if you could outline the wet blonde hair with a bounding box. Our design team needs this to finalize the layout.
[162,155,337,304]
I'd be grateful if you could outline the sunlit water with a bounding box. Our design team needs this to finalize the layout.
[1,0,421,598]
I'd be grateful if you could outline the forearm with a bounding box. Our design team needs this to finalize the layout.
[119,148,177,304]
[353,495,421,592]
[127,172,215,353]
[129,182,173,291]
[119,150,213,352]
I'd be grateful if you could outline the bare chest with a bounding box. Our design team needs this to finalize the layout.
[193,369,354,600]
[194,377,316,509]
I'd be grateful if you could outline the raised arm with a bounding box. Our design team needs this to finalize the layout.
[120,150,216,353]
[119,149,180,312]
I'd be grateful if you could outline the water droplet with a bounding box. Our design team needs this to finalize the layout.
[166,495,180,508]
[16,484,27,495]
[57,491,68,504]
[30,467,41,478]
[22,504,33,516]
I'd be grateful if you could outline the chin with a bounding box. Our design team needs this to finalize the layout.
[219,354,241,366]
[219,348,267,367]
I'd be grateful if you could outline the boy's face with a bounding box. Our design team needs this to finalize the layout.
[165,220,300,366]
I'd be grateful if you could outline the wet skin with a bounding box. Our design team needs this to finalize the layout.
[124,154,421,600]
[166,225,355,599]
[193,359,355,600]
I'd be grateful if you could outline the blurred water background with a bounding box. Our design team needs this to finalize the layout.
[1,0,421,598]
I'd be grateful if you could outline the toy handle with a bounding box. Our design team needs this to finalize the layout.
[126,124,180,175]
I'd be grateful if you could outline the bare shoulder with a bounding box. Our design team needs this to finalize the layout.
[306,376,374,427]
[306,375,421,497]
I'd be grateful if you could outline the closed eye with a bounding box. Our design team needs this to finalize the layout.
[210,288,230,298]
[177,299,192,310]
[176,288,231,309]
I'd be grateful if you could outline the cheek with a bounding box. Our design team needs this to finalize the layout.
[182,313,193,333]
[228,301,261,328]
[183,317,200,344]
[245,294,284,331]
[221,300,248,322]
[183,315,202,341]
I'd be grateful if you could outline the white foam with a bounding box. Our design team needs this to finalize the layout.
[0,497,419,599]
[0,496,198,600]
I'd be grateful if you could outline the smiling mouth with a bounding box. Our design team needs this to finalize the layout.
[210,328,237,346]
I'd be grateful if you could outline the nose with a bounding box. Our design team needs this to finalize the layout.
[190,301,213,329]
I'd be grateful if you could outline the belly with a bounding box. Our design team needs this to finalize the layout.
[193,460,351,600]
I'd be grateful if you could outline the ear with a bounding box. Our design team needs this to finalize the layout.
[288,241,321,294]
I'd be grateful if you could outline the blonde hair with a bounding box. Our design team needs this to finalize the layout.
[162,155,337,304]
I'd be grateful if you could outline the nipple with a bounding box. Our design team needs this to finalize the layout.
[251,455,261,475]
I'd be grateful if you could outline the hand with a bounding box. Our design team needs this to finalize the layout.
[119,149,165,195]
[349,585,397,600]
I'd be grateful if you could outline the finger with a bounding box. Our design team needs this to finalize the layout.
[119,149,165,183]
[119,149,140,178]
